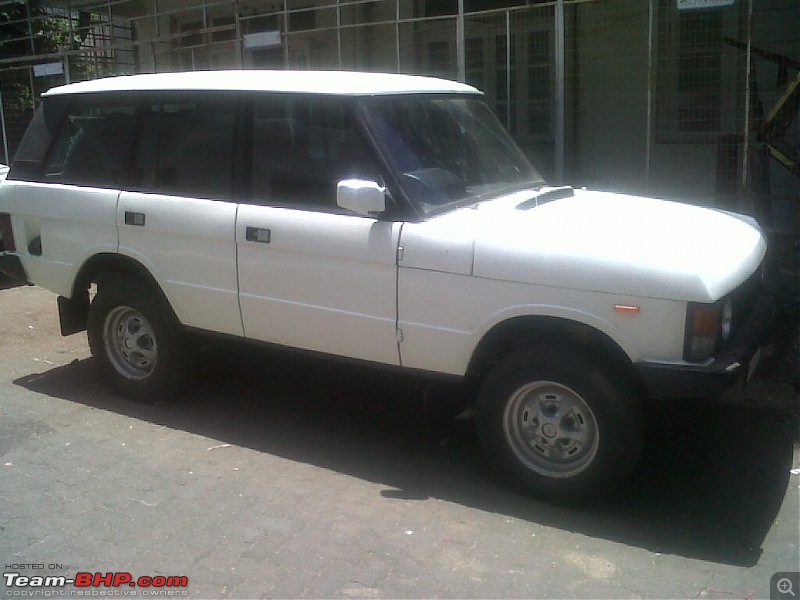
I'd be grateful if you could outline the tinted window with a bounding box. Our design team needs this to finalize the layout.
[8,104,58,181]
[39,99,137,188]
[250,96,379,209]
[363,96,542,215]
[129,96,238,200]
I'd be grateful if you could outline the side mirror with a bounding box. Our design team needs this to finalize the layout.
[337,179,386,216]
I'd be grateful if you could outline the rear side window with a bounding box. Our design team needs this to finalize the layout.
[128,96,238,200]
[40,99,137,188]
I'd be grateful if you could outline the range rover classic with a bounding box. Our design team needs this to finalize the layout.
[0,71,773,502]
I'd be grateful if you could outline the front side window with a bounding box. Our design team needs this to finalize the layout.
[250,95,380,210]
[39,98,137,188]
[129,95,238,200]
[363,95,543,215]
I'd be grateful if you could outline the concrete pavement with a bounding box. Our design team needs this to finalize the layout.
[1,279,798,599]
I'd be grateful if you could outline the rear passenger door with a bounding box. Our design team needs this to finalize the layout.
[236,95,401,365]
[118,94,243,337]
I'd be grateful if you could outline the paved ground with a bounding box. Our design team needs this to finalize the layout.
[1,276,798,599]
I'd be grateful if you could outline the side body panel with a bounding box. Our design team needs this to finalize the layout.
[3,181,119,297]
[398,216,688,377]
[397,266,686,376]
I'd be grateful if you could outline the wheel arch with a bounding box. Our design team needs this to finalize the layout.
[66,253,179,332]
[465,315,644,395]
[74,253,161,293]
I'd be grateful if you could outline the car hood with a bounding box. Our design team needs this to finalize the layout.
[466,189,766,303]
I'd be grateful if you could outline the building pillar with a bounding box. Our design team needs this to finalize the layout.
[456,0,465,82]
[555,0,565,183]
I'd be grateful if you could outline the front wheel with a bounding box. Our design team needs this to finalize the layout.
[476,347,643,503]
[88,280,187,401]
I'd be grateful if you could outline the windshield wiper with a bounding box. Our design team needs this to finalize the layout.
[422,180,548,217]
[515,186,574,210]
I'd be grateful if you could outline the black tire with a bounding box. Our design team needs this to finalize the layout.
[475,346,643,503]
[88,279,187,401]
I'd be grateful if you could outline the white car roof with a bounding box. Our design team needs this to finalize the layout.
[43,70,482,97]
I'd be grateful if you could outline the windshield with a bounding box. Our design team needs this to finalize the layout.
[362,95,544,215]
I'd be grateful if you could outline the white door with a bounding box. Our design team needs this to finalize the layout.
[236,206,401,365]
[236,93,400,364]
[117,192,241,336]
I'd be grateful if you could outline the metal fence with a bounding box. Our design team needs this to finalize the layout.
[1,0,797,227]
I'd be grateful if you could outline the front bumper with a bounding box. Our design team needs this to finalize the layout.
[0,252,29,283]
[635,293,775,399]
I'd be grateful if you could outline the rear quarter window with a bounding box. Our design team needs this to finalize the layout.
[7,100,64,181]
[39,98,137,188]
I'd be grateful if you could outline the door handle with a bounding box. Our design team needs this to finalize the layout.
[124,211,146,227]
[246,227,271,243]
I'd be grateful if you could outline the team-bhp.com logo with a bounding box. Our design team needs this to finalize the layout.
[4,572,188,596]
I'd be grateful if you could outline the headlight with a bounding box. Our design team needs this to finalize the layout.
[684,297,732,362]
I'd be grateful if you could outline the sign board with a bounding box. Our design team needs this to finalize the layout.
[243,30,281,49]
[677,0,735,9]
[33,62,64,77]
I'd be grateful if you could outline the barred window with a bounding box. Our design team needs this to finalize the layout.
[676,12,723,133]
[656,6,724,141]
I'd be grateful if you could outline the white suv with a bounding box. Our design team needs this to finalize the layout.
[0,71,773,502]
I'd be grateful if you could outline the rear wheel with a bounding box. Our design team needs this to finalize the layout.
[476,346,642,503]
[88,280,186,401]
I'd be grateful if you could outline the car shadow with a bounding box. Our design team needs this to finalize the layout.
[15,342,798,568]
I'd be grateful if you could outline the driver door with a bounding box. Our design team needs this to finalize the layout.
[236,94,401,366]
